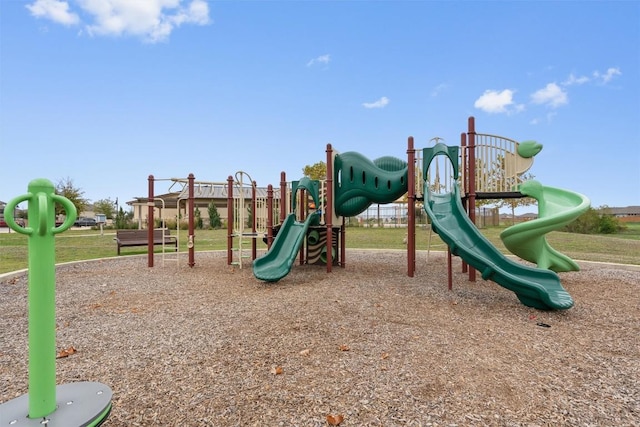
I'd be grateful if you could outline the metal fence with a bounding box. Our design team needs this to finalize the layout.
[353,204,499,228]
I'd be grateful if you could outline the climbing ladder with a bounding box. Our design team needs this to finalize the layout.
[154,197,180,268]
[229,171,269,268]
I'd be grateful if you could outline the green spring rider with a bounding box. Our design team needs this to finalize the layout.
[1,179,112,426]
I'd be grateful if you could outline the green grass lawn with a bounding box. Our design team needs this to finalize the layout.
[1,223,639,274]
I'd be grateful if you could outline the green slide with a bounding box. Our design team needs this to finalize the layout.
[253,212,320,282]
[253,176,321,282]
[500,180,590,272]
[424,184,574,310]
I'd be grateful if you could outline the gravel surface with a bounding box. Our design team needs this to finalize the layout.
[1,251,639,426]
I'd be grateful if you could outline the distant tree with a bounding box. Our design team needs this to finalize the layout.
[208,202,222,229]
[246,206,253,228]
[194,207,203,229]
[597,213,622,234]
[302,161,327,180]
[564,206,625,234]
[55,177,89,218]
[93,198,117,219]
[114,206,134,229]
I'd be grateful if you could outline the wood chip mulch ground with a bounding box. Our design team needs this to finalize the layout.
[1,251,639,426]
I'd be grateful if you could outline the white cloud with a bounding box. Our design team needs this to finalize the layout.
[530,83,568,108]
[473,89,518,114]
[362,96,389,109]
[593,67,621,84]
[25,0,211,42]
[307,54,331,67]
[562,67,621,87]
[563,73,590,86]
[431,83,449,97]
[26,0,80,26]
[479,66,620,118]
[529,111,557,125]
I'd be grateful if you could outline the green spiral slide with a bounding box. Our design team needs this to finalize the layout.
[500,180,590,272]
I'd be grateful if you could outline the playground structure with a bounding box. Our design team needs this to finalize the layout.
[251,116,590,310]
[138,116,589,310]
[1,179,112,426]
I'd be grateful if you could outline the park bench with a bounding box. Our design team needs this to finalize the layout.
[114,229,177,255]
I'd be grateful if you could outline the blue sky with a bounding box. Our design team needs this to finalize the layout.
[1,0,639,213]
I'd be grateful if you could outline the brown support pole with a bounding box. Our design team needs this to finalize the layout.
[407,136,416,277]
[460,132,469,274]
[267,184,274,249]
[326,144,334,273]
[340,216,345,268]
[252,181,257,260]
[280,172,287,223]
[467,116,477,282]
[148,175,154,268]
[227,175,234,265]
[447,247,453,290]
[188,173,195,268]
[299,188,305,266]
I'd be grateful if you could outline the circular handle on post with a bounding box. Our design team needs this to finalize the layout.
[52,195,77,234]
[37,193,49,236]
[3,194,32,236]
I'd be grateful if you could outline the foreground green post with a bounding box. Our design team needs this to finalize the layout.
[1,178,112,426]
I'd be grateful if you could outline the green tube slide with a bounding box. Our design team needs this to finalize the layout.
[333,152,408,217]
[307,230,321,245]
[320,246,337,264]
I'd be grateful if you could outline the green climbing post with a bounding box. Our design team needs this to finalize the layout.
[3,178,77,419]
